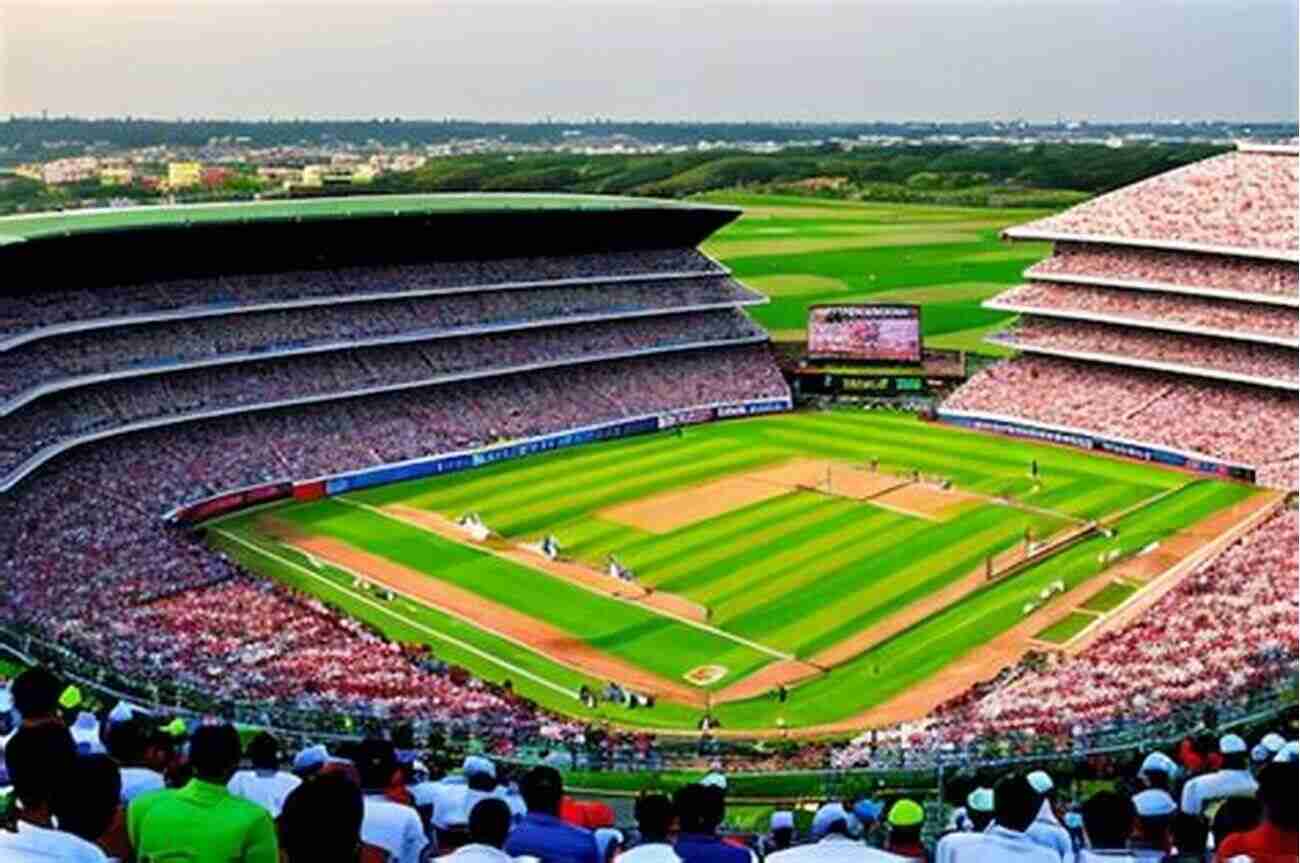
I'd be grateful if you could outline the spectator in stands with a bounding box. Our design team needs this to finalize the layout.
[621,792,680,863]
[1130,790,1178,860]
[935,775,1060,863]
[354,737,426,863]
[1024,771,1073,861]
[51,754,122,852]
[1137,752,1179,792]
[503,765,601,863]
[1180,734,1258,817]
[8,667,63,726]
[770,801,904,863]
[0,723,100,860]
[226,731,301,818]
[279,770,386,863]
[759,810,796,858]
[444,798,516,863]
[127,723,278,863]
[1078,791,1136,862]
[672,783,754,863]
[106,719,167,802]
[883,799,927,860]
[1214,761,1298,862]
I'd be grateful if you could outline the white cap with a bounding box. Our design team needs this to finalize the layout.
[463,755,496,778]
[1252,743,1274,763]
[1027,770,1054,794]
[1133,789,1177,818]
[293,744,330,773]
[1274,741,1299,764]
[1139,752,1178,779]
[1219,734,1248,754]
[811,803,851,837]
[770,811,795,831]
[0,687,13,713]
[108,701,136,724]
[700,771,727,790]
[1260,733,1287,754]
[966,787,994,813]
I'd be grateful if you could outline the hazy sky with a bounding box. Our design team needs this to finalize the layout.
[2,0,1296,122]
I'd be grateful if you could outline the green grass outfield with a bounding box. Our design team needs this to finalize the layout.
[218,410,1255,731]
[1036,612,1098,645]
[695,193,1056,355]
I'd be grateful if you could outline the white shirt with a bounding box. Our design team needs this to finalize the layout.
[934,826,1061,863]
[119,766,165,802]
[1076,851,1143,862]
[429,780,471,829]
[362,794,428,863]
[445,843,517,863]
[1179,769,1259,816]
[1025,803,1073,862]
[0,820,109,862]
[766,834,908,863]
[619,842,683,863]
[226,768,302,817]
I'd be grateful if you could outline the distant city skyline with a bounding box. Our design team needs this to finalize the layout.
[2,0,1297,123]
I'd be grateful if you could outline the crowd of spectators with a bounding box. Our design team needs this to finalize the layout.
[1011,150,1298,252]
[1,310,767,479]
[990,283,1298,341]
[0,277,761,406]
[991,317,1298,383]
[944,356,1298,489]
[1028,242,1300,300]
[0,346,790,729]
[0,248,723,341]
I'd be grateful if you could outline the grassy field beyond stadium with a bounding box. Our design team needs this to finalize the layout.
[214,410,1257,732]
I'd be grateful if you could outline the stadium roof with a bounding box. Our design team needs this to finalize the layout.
[0,192,722,247]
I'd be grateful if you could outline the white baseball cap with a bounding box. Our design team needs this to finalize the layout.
[463,755,496,778]
[1133,789,1177,818]
[700,771,727,790]
[811,803,852,837]
[1027,770,1054,794]
[770,811,795,831]
[966,787,994,813]
[1219,734,1248,754]
[1260,733,1287,754]
[1139,751,1178,779]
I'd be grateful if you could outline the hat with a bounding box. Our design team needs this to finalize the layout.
[1260,733,1287,754]
[852,798,883,822]
[770,811,795,831]
[1252,743,1274,764]
[966,787,994,813]
[0,687,13,713]
[159,717,188,738]
[1274,741,1299,764]
[1027,770,1054,794]
[1133,789,1177,818]
[1139,751,1178,778]
[887,799,924,828]
[1219,734,1247,754]
[293,744,330,774]
[58,685,82,710]
[463,755,496,779]
[811,803,851,837]
[108,701,137,724]
[700,771,727,790]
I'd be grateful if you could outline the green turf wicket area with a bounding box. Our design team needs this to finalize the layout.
[1036,612,1098,644]
[1080,581,1138,614]
[216,409,1256,731]
[694,193,1055,355]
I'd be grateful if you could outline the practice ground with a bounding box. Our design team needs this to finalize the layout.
[211,409,1263,733]
[695,192,1057,355]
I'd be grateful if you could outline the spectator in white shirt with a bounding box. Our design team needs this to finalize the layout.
[355,737,428,863]
[1078,791,1139,862]
[937,775,1060,863]
[1024,771,1073,862]
[620,793,682,863]
[105,719,167,803]
[445,798,517,863]
[1130,790,1178,860]
[768,802,906,863]
[0,723,108,862]
[1180,735,1259,817]
[227,732,302,818]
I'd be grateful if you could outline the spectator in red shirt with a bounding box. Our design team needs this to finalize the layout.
[1215,762,1298,863]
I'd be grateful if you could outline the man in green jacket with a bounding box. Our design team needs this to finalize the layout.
[128,723,278,863]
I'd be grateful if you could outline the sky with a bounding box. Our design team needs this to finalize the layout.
[1,0,1296,123]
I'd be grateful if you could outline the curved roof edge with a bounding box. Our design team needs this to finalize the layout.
[1002,227,1300,263]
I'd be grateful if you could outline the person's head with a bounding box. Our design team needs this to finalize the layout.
[886,799,924,846]
[1258,761,1298,831]
[280,772,365,862]
[1171,812,1208,857]
[142,728,178,772]
[188,723,241,783]
[1137,752,1177,791]
[4,723,77,816]
[52,754,121,842]
[811,803,852,839]
[520,765,564,816]
[355,737,399,791]
[1212,797,1261,845]
[966,787,995,832]
[674,783,725,834]
[10,667,64,723]
[469,798,513,849]
[634,792,676,843]
[1082,791,1135,850]
[1219,734,1249,771]
[105,717,146,764]
[1132,789,1177,848]
[464,756,497,792]
[246,732,280,771]
[993,775,1041,833]
[1026,770,1056,810]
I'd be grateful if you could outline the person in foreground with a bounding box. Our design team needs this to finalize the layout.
[1078,791,1138,862]
[672,782,756,863]
[620,792,681,863]
[355,737,427,863]
[767,801,906,863]
[279,771,389,863]
[504,765,601,863]
[0,723,108,862]
[1214,761,1298,863]
[127,723,278,863]
[446,798,518,863]
[935,775,1060,863]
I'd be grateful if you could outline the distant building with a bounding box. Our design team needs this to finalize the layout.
[99,167,135,187]
[20,157,100,185]
[166,161,203,189]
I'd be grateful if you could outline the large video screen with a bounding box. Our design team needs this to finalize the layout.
[807,304,921,362]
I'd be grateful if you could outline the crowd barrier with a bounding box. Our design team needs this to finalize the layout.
[938,410,1257,483]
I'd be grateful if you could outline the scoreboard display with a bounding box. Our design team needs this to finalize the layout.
[807,304,921,362]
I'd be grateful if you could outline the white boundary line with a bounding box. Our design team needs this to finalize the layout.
[211,527,580,699]
[335,496,797,662]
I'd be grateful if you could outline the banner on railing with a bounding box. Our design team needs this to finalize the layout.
[169,482,294,526]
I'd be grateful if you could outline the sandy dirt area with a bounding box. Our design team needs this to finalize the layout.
[869,483,982,521]
[601,475,792,533]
